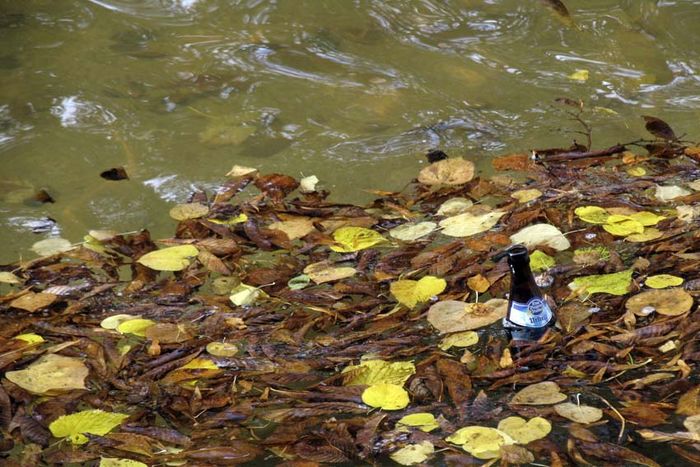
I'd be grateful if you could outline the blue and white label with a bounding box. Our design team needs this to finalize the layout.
[508,298,553,328]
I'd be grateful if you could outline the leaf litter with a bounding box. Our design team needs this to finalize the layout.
[1,111,700,465]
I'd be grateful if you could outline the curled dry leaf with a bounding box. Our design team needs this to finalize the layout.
[427,299,507,333]
[625,288,693,316]
[417,157,475,186]
[554,402,603,424]
[510,382,567,405]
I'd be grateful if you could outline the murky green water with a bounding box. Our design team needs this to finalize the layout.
[2,0,700,262]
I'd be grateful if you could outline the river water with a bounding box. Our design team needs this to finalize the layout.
[1,0,700,262]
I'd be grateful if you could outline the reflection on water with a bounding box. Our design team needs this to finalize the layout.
[1,0,700,261]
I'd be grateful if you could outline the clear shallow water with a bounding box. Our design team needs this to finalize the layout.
[1,0,700,262]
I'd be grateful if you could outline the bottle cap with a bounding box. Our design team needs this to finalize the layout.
[492,244,530,264]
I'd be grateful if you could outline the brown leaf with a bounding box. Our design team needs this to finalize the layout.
[436,358,473,406]
[643,115,677,141]
[677,386,700,415]
[185,443,263,464]
[492,153,536,172]
[9,292,57,312]
[576,440,660,467]
[255,173,299,200]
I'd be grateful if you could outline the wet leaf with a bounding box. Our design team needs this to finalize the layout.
[446,426,515,459]
[226,165,257,177]
[268,216,315,240]
[625,288,693,316]
[390,276,446,308]
[569,69,589,81]
[299,175,319,193]
[342,359,415,386]
[287,274,311,290]
[0,271,21,284]
[49,409,129,445]
[626,228,663,243]
[389,222,437,242]
[497,416,551,444]
[13,333,45,344]
[101,314,141,330]
[230,283,268,306]
[304,261,357,284]
[656,185,690,202]
[10,291,56,312]
[603,216,644,236]
[643,115,677,141]
[530,250,555,272]
[554,402,603,423]
[630,211,666,226]
[684,415,700,433]
[417,157,475,186]
[117,318,156,337]
[467,274,490,293]
[31,237,73,256]
[6,354,88,395]
[428,299,507,333]
[100,167,129,181]
[397,413,439,432]
[645,274,684,289]
[510,224,570,251]
[361,383,410,410]
[100,458,148,467]
[568,269,633,296]
[390,441,434,465]
[511,188,542,203]
[439,331,479,350]
[169,203,209,221]
[206,342,239,357]
[510,382,567,405]
[627,166,647,177]
[436,197,473,216]
[330,226,386,252]
[439,211,505,238]
[575,206,609,224]
[137,245,199,271]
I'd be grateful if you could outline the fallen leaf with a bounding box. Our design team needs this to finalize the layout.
[626,228,663,243]
[573,246,610,265]
[342,359,415,386]
[117,318,156,337]
[100,458,148,467]
[226,165,257,177]
[627,167,647,177]
[568,269,633,296]
[362,383,410,410]
[0,271,21,284]
[100,314,141,330]
[5,354,88,395]
[330,226,386,252]
[304,261,357,284]
[603,216,644,236]
[390,441,434,465]
[169,203,209,221]
[446,426,515,459]
[49,409,129,445]
[10,292,56,312]
[467,274,490,293]
[510,224,570,251]
[299,175,319,193]
[554,402,603,424]
[206,342,239,357]
[575,206,609,224]
[684,415,700,434]
[440,211,506,238]
[137,245,199,272]
[511,189,542,203]
[569,69,589,81]
[427,299,507,333]
[268,217,315,240]
[530,250,555,272]
[656,185,690,202]
[389,222,437,242]
[13,333,45,344]
[439,331,479,350]
[510,382,567,405]
[499,444,535,465]
[418,157,475,186]
[230,283,268,306]
[645,274,683,289]
[436,198,473,216]
[31,237,73,256]
[397,413,439,432]
[497,416,551,444]
[390,276,446,308]
[625,288,693,316]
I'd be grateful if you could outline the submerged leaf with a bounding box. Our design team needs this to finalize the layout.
[362,383,410,410]
[625,228,663,243]
[304,261,357,284]
[49,410,129,445]
[389,222,437,242]
[169,203,209,221]
[569,269,633,296]
[330,227,386,252]
[554,402,603,424]
[440,211,505,238]
[575,206,609,224]
[625,288,693,316]
[511,188,542,204]
[510,382,567,405]
[418,157,475,186]
[342,360,415,386]
[436,197,473,216]
[446,426,514,459]
[397,413,440,433]
[427,299,507,333]
[6,354,88,395]
[439,331,479,350]
[391,276,446,308]
[497,416,551,445]
[31,237,73,256]
[230,283,268,306]
[390,441,434,465]
[137,245,199,272]
[645,274,684,289]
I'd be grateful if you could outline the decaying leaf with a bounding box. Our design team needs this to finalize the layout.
[390,441,434,465]
[303,261,357,284]
[510,224,570,251]
[389,222,437,242]
[418,157,475,186]
[554,402,603,423]
[10,292,57,312]
[439,331,479,350]
[510,382,567,405]
[625,288,693,316]
[230,283,268,306]
[436,197,473,216]
[268,216,316,240]
[427,299,507,333]
[511,188,542,203]
[100,458,148,467]
[497,416,551,444]
[467,274,490,293]
[439,211,506,238]
[5,354,89,395]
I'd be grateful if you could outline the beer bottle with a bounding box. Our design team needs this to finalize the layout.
[493,244,555,341]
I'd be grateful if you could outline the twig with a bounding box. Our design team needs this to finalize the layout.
[593,393,626,443]
[538,144,626,162]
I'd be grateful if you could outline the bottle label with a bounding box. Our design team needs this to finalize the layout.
[508,298,552,328]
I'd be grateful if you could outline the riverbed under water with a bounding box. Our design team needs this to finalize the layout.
[2,0,700,262]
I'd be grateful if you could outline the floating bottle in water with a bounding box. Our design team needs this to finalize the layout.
[493,244,555,341]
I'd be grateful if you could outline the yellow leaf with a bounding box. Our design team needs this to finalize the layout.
[553,403,603,424]
[418,157,475,186]
[342,360,415,386]
[511,188,542,203]
[569,69,589,81]
[390,441,434,465]
[497,416,551,444]
[100,314,141,330]
[397,413,440,432]
[137,245,199,271]
[362,383,410,410]
[446,426,515,459]
[49,409,129,445]
[207,213,248,225]
[645,274,684,289]
[575,206,609,224]
[303,261,357,284]
[0,271,21,284]
[510,382,567,405]
[299,175,319,193]
[100,458,148,467]
[31,237,73,256]
[268,216,316,240]
[206,342,239,357]
[116,318,156,337]
[439,211,506,238]
[436,197,473,216]
[439,331,479,350]
[5,354,88,395]
[229,283,268,306]
[13,333,44,344]
[390,276,447,308]
[467,274,490,293]
[625,228,663,243]
[226,165,257,177]
[530,250,555,272]
[180,358,218,370]
[569,269,633,296]
[330,226,386,252]
[603,217,644,236]
[626,166,647,177]
[169,203,209,221]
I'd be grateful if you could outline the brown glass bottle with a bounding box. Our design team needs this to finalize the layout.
[494,244,555,341]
